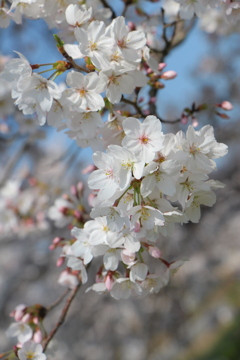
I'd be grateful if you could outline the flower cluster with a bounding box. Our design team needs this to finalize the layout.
[6,304,47,360]
[165,0,240,23]
[0,7,151,148]
[2,0,240,36]
[65,115,227,299]
[0,179,49,237]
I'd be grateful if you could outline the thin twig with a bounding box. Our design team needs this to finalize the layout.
[158,116,181,124]
[56,43,90,73]
[122,97,144,117]
[43,282,81,352]
[0,138,29,187]
[46,289,70,312]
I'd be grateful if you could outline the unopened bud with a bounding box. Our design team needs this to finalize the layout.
[70,185,78,198]
[192,117,199,127]
[56,257,64,267]
[147,68,154,75]
[22,313,31,323]
[215,111,230,119]
[127,21,136,31]
[161,70,177,80]
[181,114,188,125]
[53,236,61,245]
[73,210,82,221]
[33,329,42,343]
[219,101,233,111]
[148,246,161,258]
[158,63,167,71]
[105,273,114,291]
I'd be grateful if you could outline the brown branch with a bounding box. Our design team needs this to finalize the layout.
[122,97,144,117]
[158,116,181,124]
[46,289,70,312]
[121,97,182,124]
[42,282,81,352]
[56,44,90,73]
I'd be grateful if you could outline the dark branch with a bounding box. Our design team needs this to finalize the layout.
[43,282,81,352]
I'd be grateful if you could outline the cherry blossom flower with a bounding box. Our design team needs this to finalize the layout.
[65,70,104,111]
[75,20,115,69]
[122,116,164,163]
[18,341,46,360]
[6,322,33,344]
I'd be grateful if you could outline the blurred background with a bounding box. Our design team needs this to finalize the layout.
[0,1,240,359]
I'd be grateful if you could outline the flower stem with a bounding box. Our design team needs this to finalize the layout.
[47,70,59,81]
[38,69,54,75]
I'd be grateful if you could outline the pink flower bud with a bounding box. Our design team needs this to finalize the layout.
[53,236,61,245]
[127,21,136,31]
[148,246,162,258]
[33,317,39,325]
[49,244,55,250]
[161,70,177,80]
[220,101,233,111]
[181,114,188,125]
[56,257,64,267]
[73,210,82,221]
[10,304,26,321]
[33,329,42,343]
[192,117,199,127]
[133,222,141,233]
[59,206,68,215]
[105,274,114,291]
[158,63,166,71]
[21,313,31,323]
[70,185,78,198]
[147,68,153,75]
[77,181,84,193]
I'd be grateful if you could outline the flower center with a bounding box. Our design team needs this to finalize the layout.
[139,134,149,144]
[79,88,87,97]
